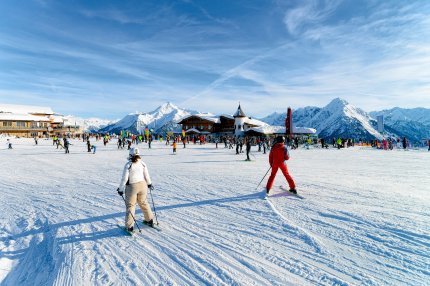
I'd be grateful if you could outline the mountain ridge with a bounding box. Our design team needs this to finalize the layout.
[89,99,429,142]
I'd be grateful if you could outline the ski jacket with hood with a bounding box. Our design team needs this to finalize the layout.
[119,159,152,191]
[269,143,290,166]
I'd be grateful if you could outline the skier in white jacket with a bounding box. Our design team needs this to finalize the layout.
[117,147,154,232]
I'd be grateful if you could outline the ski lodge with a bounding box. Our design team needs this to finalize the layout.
[178,104,316,137]
[0,104,82,138]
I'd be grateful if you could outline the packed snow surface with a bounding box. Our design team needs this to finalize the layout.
[0,139,429,285]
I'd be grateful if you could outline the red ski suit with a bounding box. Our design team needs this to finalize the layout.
[266,143,296,190]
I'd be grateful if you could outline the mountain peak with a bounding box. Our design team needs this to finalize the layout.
[327,97,349,107]
[153,102,179,115]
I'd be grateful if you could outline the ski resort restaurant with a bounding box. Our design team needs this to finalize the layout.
[0,104,82,138]
[178,104,316,137]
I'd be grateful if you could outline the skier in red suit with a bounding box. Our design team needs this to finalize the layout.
[266,136,297,194]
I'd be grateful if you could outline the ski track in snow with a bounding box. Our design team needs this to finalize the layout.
[0,139,429,285]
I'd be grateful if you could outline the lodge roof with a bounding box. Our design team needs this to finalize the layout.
[0,104,54,115]
[0,113,51,121]
[233,104,246,118]
[178,114,220,124]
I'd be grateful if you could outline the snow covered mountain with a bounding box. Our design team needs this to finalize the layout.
[370,108,430,142]
[99,102,202,134]
[261,98,384,140]
[64,116,116,132]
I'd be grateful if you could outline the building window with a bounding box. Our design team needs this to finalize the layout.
[3,122,12,127]
[17,121,26,127]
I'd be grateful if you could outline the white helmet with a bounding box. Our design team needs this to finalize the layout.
[129,147,140,157]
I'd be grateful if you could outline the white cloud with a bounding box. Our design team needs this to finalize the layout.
[283,0,341,36]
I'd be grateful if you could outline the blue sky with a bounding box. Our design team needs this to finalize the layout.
[1,0,429,119]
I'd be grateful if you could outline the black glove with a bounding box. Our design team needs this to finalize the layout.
[117,188,123,196]
[148,184,154,191]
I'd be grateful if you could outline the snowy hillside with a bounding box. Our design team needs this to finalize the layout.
[64,116,116,132]
[261,98,383,140]
[370,108,430,141]
[100,102,202,134]
[0,138,428,285]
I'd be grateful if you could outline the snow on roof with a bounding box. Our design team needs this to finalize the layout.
[0,113,50,121]
[247,125,317,135]
[219,114,234,120]
[50,115,65,124]
[244,117,269,127]
[179,114,220,124]
[185,128,201,133]
[0,104,54,115]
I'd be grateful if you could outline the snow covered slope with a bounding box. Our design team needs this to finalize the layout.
[0,138,428,285]
[261,98,383,140]
[370,108,430,141]
[63,116,116,132]
[100,102,201,134]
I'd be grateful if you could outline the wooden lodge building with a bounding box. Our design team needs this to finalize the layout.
[178,104,316,137]
[0,104,82,138]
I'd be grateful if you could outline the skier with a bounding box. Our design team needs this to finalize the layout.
[64,139,70,154]
[402,137,407,150]
[7,139,12,149]
[428,139,430,151]
[171,141,177,154]
[245,138,251,161]
[34,137,38,145]
[117,148,154,232]
[265,136,296,194]
[336,137,342,149]
[87,139,91,152]
[91,145,96,154]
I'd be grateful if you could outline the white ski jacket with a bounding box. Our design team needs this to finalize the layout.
[119,159,152,191]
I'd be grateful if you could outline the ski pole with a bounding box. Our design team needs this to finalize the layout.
[256,166,272,191]
[148,187,159,225]
[121,194,142,233]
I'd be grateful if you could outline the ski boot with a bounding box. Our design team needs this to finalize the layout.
[143,219,154,227]
[289,189,297,194]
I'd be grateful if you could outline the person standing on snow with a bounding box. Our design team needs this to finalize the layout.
[265,136,296,195]
[64,138,70,154]
[245,138,252,161]
[171,141,177,154]
[7,139,12,149]
[87,139,91,152]
[117,148,154,232]
[402,137,407,150]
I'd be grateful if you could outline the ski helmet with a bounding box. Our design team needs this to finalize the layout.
[276,136,285,143]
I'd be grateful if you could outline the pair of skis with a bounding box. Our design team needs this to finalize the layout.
[264,186,303,200]
[118,221,161,236]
